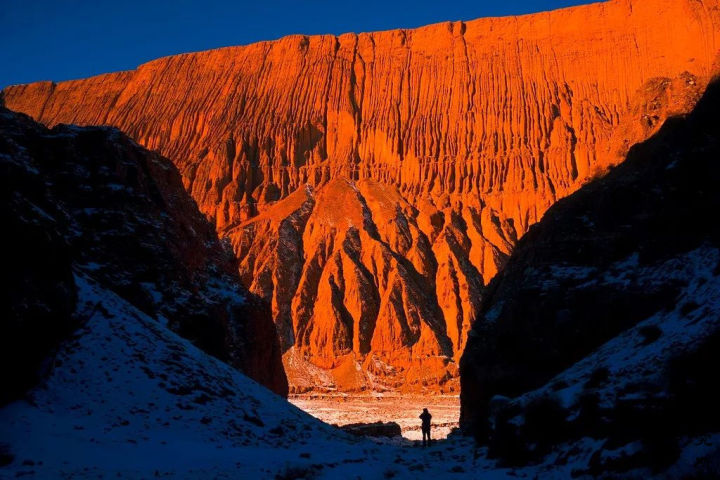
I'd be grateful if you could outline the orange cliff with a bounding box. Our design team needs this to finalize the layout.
[3,0,719,393]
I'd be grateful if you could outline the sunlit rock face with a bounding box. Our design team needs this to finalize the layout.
[3,0,719,392]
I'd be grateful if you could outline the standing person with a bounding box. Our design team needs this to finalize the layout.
[420,408,432,447]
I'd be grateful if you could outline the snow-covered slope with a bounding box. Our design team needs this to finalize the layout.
[483,247,720,475]
[0,273,633,479]
[0,274,351,478]
[0,274,486,479]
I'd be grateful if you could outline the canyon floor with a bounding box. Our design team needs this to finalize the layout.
[0,275,578,479]
[290,394,460,441]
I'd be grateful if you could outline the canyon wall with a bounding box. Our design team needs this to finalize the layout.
[3,0,720,392]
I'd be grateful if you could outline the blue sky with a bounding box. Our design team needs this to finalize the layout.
[0,0,591,89]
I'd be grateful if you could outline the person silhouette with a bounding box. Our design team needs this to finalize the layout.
[420,408,432,447]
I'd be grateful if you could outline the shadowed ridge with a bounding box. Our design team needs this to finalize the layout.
[0,107,288,399]
[459,75,720,471]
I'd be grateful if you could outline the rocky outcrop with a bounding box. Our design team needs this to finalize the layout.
[0,108,287,398]
[230,178,476,392]
[459,77,720,473]
[2,0,719,391]
[1,146,78,404]
[339,421,402,438]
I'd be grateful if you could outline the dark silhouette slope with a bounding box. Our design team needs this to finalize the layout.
[460,77,720,470]
[0,108,288,401]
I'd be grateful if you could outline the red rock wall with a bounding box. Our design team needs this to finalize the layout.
[3,0,719,392]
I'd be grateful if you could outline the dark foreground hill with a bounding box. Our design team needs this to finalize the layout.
[460,77,720,474]
[0,108,287,400]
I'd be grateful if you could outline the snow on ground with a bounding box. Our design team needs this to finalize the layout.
[0,274,349,478]
[485,246,720,477]
[513,246,720,412]
[0,273,533,479]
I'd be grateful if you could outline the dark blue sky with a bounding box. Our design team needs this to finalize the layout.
[1,0,591,89]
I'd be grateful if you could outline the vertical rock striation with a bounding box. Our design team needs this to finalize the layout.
[3,0,719,391]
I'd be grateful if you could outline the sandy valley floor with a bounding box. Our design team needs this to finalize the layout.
[289,394,460,441]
